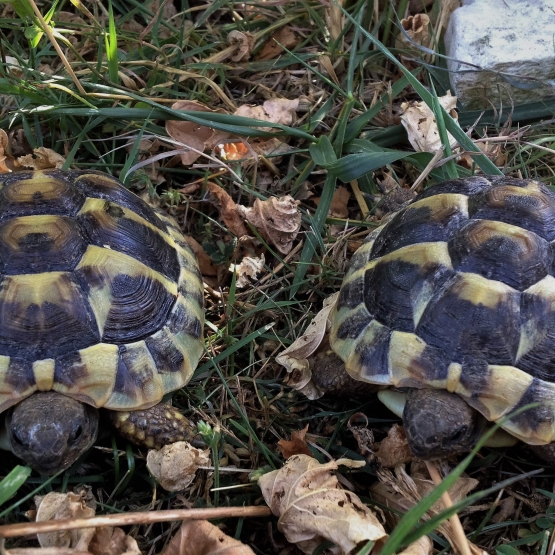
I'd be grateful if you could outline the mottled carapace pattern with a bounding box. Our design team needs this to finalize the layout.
[0,170,204,413]
[330,176,555,445]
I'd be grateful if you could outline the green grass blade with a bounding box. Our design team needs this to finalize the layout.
[0,465,31,507]
[340,3,502,176]
[105,0,119,83]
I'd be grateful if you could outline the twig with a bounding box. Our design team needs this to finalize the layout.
[425,460,472,555]
[27,0,86,95]
[0,506,271,538]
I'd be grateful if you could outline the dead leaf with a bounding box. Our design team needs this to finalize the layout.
[161,519,256,555]
[399,535,433,555]
[276,293,338,399]
[374,424,413,468]
[237,195,301,254]
[89,526,141,555]
[147,441,211,492]
[395,14,432,51]
[372,462,482,553]
[257,26,299,61]
[278,425,312,458]
[411,460,479,511]
[230,254,265,288]
[184,236,218,276]
[234,99,299,128]
[166,101,230,165]
[259,454,387,555]
[329,185,350,218]
[15,147,65,170]
[35,491,96,549]
[399,92,458,154]
[0,129,14,173]
[206,182,249,237]
[228,30,255,62]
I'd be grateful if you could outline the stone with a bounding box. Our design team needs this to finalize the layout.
[445,0,555,109]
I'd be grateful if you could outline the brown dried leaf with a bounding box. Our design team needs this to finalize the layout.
[276,293,338,400]
[161,519,256,555]
[184,236,218,276]
[147,441,211,492]
[0,129,14,173]
[395,14,432,50]
[257,26,299,61]
[166,101,230,165]
[15,147,66,170]
[278,425,312,459]
[227,30,255,62]
[234,99,299,128]
[206,182,248,237]
[313,185,350,220]
[237,195,301,254]
[258,454,386,555]
[411,460,479,511]
[374,424,413,468]
[229,254,265,288]
[89,526,141,555]
[399,535,433,555]
[399,92,458,154]
[35,491,95,549]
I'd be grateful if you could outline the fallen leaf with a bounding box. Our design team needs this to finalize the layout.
[35,491,95,549]
[257,26,299,61]
[15,146,65,170]
[276,293,338,399]
[234,98,299,128]
[399,92,458,154]
[228,30,255,62]
[89,526,141,555]
[206,182,249,237]
[372,462,483,553]
[395,14,432,51]
[147,441,211,492]
[0,129,14,173]
[259,454,387,555]
[374,424,413,468]
[160,519,256,555]
[278,425,313,458]
[184,236,218,276]
[166,101,230,165]
[399,535,433,555]
[237,195,301,254]
[229,254,265,288]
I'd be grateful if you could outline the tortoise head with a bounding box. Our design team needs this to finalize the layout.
[6,392,99,475]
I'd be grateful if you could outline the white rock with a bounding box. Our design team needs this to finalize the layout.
[445,0,555,108]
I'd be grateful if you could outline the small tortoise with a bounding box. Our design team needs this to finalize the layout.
[328,175,555,460]
[0,170,204,474]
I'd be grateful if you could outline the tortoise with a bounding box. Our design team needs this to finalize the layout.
[0,169,204,475]
[328,175,555,460]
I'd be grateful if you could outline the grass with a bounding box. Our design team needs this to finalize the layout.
[2,0,555,553]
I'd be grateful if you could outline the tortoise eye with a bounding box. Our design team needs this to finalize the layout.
[11,430,25,446]
[69,425,83,444]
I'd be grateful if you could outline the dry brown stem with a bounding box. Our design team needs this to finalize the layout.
[0,507,271,539]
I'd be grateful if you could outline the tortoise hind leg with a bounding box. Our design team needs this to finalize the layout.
[109,404,197,449]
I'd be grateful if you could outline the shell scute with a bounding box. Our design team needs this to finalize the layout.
[0,215,88,274]
[0,272,99,359]
[0,173,85,219]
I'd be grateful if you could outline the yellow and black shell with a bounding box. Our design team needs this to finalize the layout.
[0,170,204,414]
[330,176,555,447]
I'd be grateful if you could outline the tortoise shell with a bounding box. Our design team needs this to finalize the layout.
[0,170,204,413]
[330,176,555,446]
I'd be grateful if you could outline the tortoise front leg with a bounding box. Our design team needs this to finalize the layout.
[109,403,197,449]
